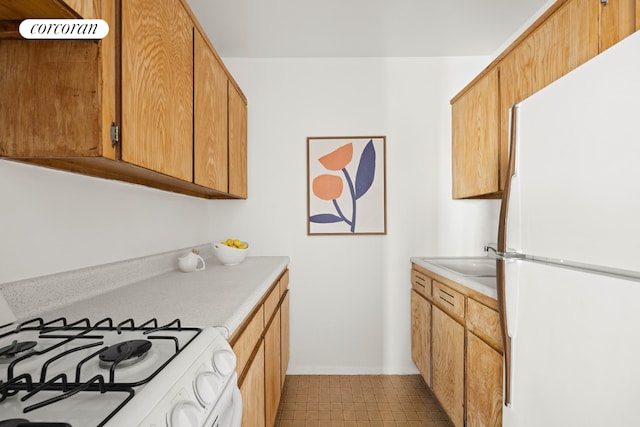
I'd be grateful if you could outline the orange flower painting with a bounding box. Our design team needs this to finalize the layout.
[307,136,387,235]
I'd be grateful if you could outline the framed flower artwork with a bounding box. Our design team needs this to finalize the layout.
[307,136,387,235]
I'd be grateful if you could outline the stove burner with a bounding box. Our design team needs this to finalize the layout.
[0,341,37,363]
[99,339,152,369]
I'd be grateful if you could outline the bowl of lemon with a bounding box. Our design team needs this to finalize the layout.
[212,238,249,266]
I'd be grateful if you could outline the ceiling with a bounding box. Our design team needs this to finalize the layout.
[187,0,551,58]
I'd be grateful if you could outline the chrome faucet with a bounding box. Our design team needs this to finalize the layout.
[484,243,498,257]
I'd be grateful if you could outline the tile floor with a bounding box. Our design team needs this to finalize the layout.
[275,375,454,427]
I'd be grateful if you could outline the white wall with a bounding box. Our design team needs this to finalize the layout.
[212,56,501,374]
[0,160,211,284]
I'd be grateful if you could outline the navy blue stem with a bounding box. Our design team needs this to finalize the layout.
[342,168,357,232]
[332,199,352,226]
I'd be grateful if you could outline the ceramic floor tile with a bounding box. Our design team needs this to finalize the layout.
[275,375,453,427]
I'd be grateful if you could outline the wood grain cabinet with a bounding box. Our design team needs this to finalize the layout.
[240,340,266,427]
[411,290,431,383]
[121,0,194,181]
[230,269,290,427]
[432,305,465,427]
[451,69,500,199]
[228,83,248,198]
[410,264,503,427]
[466,332,503,427]
[410,270,431,383]
[193,27,248,197]
[0,0,248,199]
[466,299,503,427]
[280,275,290,388]
[451,0,639,199]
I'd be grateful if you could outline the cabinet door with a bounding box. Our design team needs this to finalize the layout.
[451,68,500,199]
[466,332,503,427]
[432,306,465,427]
[194,29,229,191]
[411,290,431,384]
[265,309,281,427]
[600,0,638,52]
[228,83,248,198]
[121,0,193,181]
[240,341,266,427]
[232,306,264,380]
[281,290,290,388]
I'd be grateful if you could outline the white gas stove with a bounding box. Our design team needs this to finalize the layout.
[0,316,242,427]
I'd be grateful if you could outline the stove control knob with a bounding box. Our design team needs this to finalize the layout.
[212,349,237,376]
[169,401,201,427]
[194,371,222,406]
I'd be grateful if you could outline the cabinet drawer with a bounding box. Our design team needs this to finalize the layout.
[433,281,465,319]
[467,299,503,352]
[411,269,431,296]
[232,305,265,379]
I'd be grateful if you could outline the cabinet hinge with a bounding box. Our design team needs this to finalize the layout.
[110,122,119,147]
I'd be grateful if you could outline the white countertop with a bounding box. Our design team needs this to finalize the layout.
[38,255,289,339]
[410,257,497,300]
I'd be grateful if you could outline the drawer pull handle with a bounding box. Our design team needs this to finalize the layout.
[439,289,455,299]
[439,295,455,307]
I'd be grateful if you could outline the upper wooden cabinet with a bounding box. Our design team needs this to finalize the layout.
[451,0,639,199]
[228,83,248,198]
[0,0,248,199]
[194,28,229,192]
[121,0,194,181]
[451,68,499,199]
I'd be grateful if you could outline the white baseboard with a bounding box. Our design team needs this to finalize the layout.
[285,364,420,375]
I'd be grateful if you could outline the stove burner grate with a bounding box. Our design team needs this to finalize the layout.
[0,316,202,425]
[99,340,152,369]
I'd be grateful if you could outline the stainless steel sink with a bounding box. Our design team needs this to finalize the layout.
[420,257,497,277]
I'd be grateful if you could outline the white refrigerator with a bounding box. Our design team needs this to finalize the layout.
[496,30,640,426]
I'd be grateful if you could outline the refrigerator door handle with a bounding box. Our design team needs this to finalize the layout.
[497,103,520,407]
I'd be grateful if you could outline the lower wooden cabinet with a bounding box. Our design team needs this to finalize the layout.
[432,306,465,427]
[467,332,503,427]
[410,290,431,383]
[231,269,290,427]
[240,341,266,427]
[280,291,290,388]
[264,309,282,427]
[410,264,503,427]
